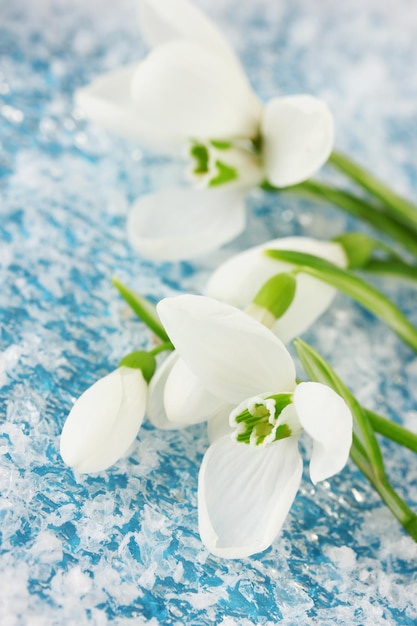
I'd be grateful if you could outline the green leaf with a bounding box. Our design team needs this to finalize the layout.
[112,278,170,343]
[118,350,156,383]
[261,179,417,258]
[329,151,417,234]
[252,273,297,319]
[366,409,417,453]
[357,258,417,284]
[265,249,417,352]
[293,338,385,480]
[209,161,238,186]
[294,338,417,542]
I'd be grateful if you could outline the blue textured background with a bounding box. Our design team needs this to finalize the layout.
[1,0,417,623]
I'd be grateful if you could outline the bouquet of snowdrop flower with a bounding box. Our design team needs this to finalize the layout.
[61,0,417,558]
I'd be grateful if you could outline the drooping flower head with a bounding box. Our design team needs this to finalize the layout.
[75,0,334,260]
[157,295,352,557]
[206,236,347,343]
[60,351,156,473]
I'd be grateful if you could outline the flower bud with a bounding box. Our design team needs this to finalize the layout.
[60,367,147,473]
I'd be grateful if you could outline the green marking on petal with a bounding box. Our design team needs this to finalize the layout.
[232,393,294,446]
[190,144,209,175]
[274,423,292,442]
[210,140,232,150]
[209,160,238,187]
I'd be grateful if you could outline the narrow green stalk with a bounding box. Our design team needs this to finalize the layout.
[294,339,385,481]
[295,339,417,541]
[329,151,417,233]
[261,180,417,258]
[267,250,417,352]
[366,409,417,453]
[360,258,417,284]
[150,341,174,356]
[350,441,417,541]
[112,277,170,343]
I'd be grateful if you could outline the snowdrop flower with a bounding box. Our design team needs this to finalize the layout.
[146,236,346,429]
[157,295,352,558]
[76,0,334,260]
[206,236,347,343]
[60,366,148,473]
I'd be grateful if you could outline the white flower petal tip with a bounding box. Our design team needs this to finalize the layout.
[262,96,334,187]
[60,367,147,473]
[137,0,237,65]
[127,187,246,261]
[205,236,347,343]
[74,66,181,151]
[130,40,260,140]
[293,382,353,484]
[157,295,296,404]
[198,436,303,558]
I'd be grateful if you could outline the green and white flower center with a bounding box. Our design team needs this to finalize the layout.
[188,140,263,188]
[230,393,301,447]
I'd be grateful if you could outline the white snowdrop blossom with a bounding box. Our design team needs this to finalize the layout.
[145,236,346,430]
[75,0,334,260]
[157,295,352,558]
[206,236,348,343]
[60,367,147,473]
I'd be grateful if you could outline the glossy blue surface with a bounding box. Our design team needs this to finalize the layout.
[1,0,416,623]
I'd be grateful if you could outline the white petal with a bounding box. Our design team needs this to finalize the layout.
[262,96,334,187]
[127,186,246,261]
[60,367,147,473]
[207,411,234,443]
[138,0,237,66]
[206,237,347,343]
[130,40,261,140]
[147,351,184,430]
[163,356,226,425]
[75,65,181,151]
[293,382,353,484]
[198,435,303,558]
[157,295,296,405]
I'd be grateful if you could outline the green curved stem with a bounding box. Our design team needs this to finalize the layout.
[350,442,417,541]
[295,338,417,542]
[112,278,170,343]
[262,179,417,258]
[329,151,417,234]
[294,339,385,481]
[266,249,417,352]
[360,259,417,284]
[150,342,174,356]
[366,409,417,453]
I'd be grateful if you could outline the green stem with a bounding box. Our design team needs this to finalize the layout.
[294,339,417,541]
[361,258,417,284]
[267,250,417,353]
[350,441,417,541]
[294,339,385,481]
[262,180,417,258]
[366,409,417,453]
[150,341,174,356]
[329,151,417,233]
[112,277,170,343]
